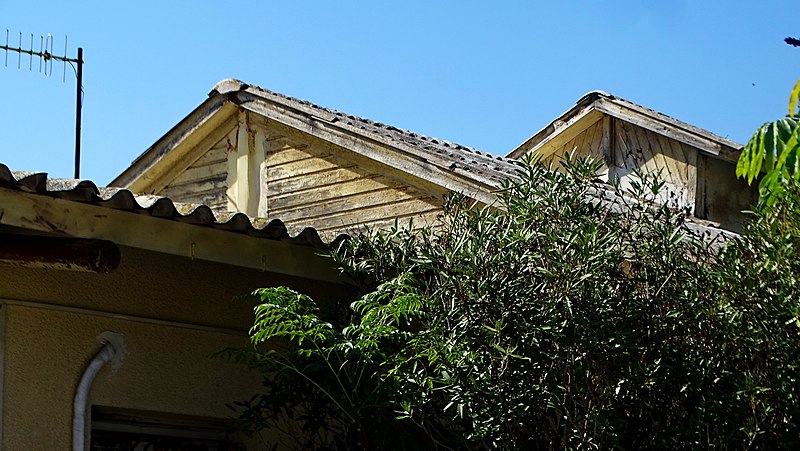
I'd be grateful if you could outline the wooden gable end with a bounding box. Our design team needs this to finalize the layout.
[159,124,235,211]
[533,115,697,211]
[610,119,698,212]
[150,110,444,238]
[517,112,755,230]
[536,116,608,173]
[258,117,443,237]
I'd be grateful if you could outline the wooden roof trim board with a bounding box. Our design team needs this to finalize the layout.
[235,93,498,206]
[507,91,743,163]
[0,165,347,285]
[112,79,523,205]
[112,96,237,192]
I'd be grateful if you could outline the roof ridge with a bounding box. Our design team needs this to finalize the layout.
[216,80,522,172]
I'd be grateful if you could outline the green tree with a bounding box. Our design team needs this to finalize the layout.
[737,79,800,204]
[228,155,800,449]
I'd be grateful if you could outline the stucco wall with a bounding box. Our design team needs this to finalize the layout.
[0,244,352,450]
[2,305,262,449]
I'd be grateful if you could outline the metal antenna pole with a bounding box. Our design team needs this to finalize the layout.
[74,47,83,179]
[1,32,84,178]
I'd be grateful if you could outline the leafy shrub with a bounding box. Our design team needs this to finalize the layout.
[227,155,800,449]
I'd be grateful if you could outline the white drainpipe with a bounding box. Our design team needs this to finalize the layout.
[72,332,125,451]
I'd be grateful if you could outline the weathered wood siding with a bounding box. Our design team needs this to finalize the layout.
[160,126,235,210]
[154,112,444,238]
[610,119,697,212]
[261,120,442,237]
[532,116,698,214]
[542,117,607,166]
[695,156,756,232]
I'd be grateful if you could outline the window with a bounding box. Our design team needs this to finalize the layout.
[91,407,245,451]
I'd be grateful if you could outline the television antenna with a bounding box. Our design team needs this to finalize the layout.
[1,30,84,178]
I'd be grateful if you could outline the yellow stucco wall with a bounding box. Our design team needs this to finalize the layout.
[2,305,261,449]
[0,244,351,450]
[0,244,345,331]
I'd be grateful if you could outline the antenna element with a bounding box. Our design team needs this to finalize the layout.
[1,30,84,178]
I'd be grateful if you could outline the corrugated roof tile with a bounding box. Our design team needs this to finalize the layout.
[0,164,342,250]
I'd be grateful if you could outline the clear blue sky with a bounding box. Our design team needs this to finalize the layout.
[1,1,799,185]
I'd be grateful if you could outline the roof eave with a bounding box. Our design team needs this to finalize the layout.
[110,91,236,191]
[228,88,518,206]
[507,92,743,164]
[0,186,347,284]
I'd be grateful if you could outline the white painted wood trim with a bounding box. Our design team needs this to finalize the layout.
[254,127,269,217]
[593,99,725,159]
[235,110,251,213]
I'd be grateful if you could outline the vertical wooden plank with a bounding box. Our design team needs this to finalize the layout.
[585,121,599,158]
[655,132,680,184]
[255,127,269,217]
[690,150,705,217]
[600,116,611,163]
[606,117,617,182]
[595,116,610,180]
[235,110,251,213]
[573,126,588,155]
[225,118,240,212]
[243,115,258,216]
[628,123,648,171]
[592,121,605,157]
[614,119,630,170]
[671,139,698,214]
[645,129,668,179]
[615,120,631,170]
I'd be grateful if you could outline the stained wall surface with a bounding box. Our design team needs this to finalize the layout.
[0,245,351,450]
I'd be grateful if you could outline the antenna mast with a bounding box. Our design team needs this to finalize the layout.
[1,31,84,178]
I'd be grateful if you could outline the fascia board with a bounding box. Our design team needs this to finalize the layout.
[233,92,501,206]
[0,187,346,285]
[110,95,235,191]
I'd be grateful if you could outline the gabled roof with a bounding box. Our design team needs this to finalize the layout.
[1,156,735,277]
[112,79,522,206]
[0,164,346,284]
[100,82,739,246]
[507,91,743,162]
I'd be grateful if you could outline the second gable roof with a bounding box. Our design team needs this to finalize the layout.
[507,91,743,163]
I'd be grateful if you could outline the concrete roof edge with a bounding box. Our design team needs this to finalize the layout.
[211,78,250,96]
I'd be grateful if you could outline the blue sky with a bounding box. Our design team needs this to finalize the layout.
[1,1,799,185]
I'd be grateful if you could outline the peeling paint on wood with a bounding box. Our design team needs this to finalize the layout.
[151,111,448,235]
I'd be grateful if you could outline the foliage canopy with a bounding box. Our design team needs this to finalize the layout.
[737,79,800,204]
[226,155,800,450]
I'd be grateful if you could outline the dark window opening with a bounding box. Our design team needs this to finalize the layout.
[90,407,245,451]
